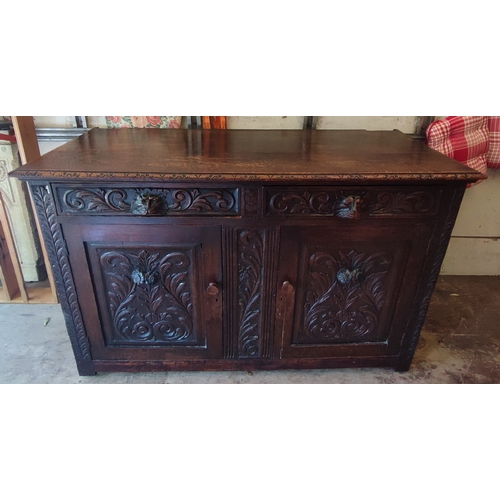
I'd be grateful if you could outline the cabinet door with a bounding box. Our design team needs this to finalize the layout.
[64,223,222,361]
[276,221,433,360]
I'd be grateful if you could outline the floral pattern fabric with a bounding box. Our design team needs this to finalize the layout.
[105,116,181,129]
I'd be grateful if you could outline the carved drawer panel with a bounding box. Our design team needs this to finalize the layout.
[265,186,442,218]
[54,185,240,216]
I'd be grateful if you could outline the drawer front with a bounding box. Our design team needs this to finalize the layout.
[265,186,442,218]
[54,185,240,216]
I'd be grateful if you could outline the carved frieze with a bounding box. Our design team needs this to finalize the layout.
[57,186,239,215]
[13,169,484,183]
[63,188,129,212]
[269,191,334,215]
[266,188,441,217]
[369,190,437,215]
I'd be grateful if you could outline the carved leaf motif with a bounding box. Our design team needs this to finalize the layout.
[237,230,263,357]
[302,250,390,343]
[269,191,333,215]
[100,249,194,343]
[61,187,237,215]
[87,188,109,211]
[31,185,92,366]
[64,188,129,212]
[188,189,214,212]
[371,191,435,215]
[169,189,235,212]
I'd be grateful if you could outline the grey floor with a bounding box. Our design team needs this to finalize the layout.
[1,275,499,383]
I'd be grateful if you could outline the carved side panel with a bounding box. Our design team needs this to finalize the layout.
[95,247,199,346]
[237,230,264,358]
[57,186,239,216]
[30,184,94,375]
[397,187,466,370]
[295,249,390,344]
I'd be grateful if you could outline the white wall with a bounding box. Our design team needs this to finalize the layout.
[228,116,304,129]
[317,116,419,133]
[38,142,66,155]
[33,116,76,128]
[441,169,500,275]
[226,116,419,132]
[35,116,420,133]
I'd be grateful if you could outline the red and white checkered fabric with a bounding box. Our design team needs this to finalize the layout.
[486,116,500,169]
[426,116,489,182]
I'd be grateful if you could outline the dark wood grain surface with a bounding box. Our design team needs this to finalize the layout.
[11,128,485,182]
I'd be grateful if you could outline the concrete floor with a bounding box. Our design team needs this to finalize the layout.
[1,275,499,383]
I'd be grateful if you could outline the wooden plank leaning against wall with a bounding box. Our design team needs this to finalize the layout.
[0,117,57,303]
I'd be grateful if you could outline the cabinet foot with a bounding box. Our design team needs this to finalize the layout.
[395,360,412,372]
[76,362,97,376]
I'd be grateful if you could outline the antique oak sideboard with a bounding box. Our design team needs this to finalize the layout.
[10,128,484,375]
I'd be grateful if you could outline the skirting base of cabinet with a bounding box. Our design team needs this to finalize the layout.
[88,356,401,375]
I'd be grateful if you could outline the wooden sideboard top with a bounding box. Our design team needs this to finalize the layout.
[11,128,485,183]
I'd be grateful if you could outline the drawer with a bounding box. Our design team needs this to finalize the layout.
[53,184,241,216]
[264,186,442,218]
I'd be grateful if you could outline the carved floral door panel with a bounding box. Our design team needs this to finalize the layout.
[64,223,222,361]
[276,222,434,359]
